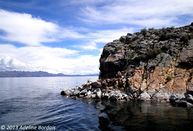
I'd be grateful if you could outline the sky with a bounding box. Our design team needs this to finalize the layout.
[0,0,193,74]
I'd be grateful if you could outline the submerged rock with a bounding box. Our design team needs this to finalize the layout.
[169,94,193,108]
[175,100,193,108]
[98,112,110,130]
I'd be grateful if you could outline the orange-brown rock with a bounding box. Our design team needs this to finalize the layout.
[127,67,193,94]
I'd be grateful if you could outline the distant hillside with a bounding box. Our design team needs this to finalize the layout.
[0,71,98,77]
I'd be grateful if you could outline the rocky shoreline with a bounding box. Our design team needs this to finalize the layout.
[61,77,193,108]
[61,78,193,130]
[61,23,193,129]
[61,79,193,130]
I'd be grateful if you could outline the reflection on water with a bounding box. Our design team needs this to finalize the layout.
[101,101,193,131]
[0,77,193,131]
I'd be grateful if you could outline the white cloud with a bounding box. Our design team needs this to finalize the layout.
[0,9,130,74]
[0,44,99,74]
[0,9,83,46]
[81,0,193,27]
[0,56,28,71]
[77,41,98,50]
[87,28,134,43]
[76,28,134,50]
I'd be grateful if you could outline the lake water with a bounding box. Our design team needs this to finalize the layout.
[0,77,193,131]
[0,77,99,131]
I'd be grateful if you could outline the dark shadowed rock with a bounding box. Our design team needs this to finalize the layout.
[175,100,193,108]
[109,95,117,102]
[96,102,106,111]
[98,112,110,130]
[91,81,102,89]
[60,91,65,95]
[101,92,109,100]
[61,90,72,96]
[186,94,193,104]
[169,95,178,105]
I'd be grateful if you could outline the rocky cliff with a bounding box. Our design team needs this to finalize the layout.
[99,23,193,97]
[61,23,193,105]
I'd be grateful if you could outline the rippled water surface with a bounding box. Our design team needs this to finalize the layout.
[0,77,99,131]
[0,77,193,131]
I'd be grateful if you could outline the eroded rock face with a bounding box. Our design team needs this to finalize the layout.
[99,23,193,95]
[61,23,193,105]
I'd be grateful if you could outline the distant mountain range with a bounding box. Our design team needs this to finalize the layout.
[0,71,98,77]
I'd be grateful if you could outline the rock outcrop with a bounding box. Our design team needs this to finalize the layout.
[99,23,193,99]
[61,23,193,105]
